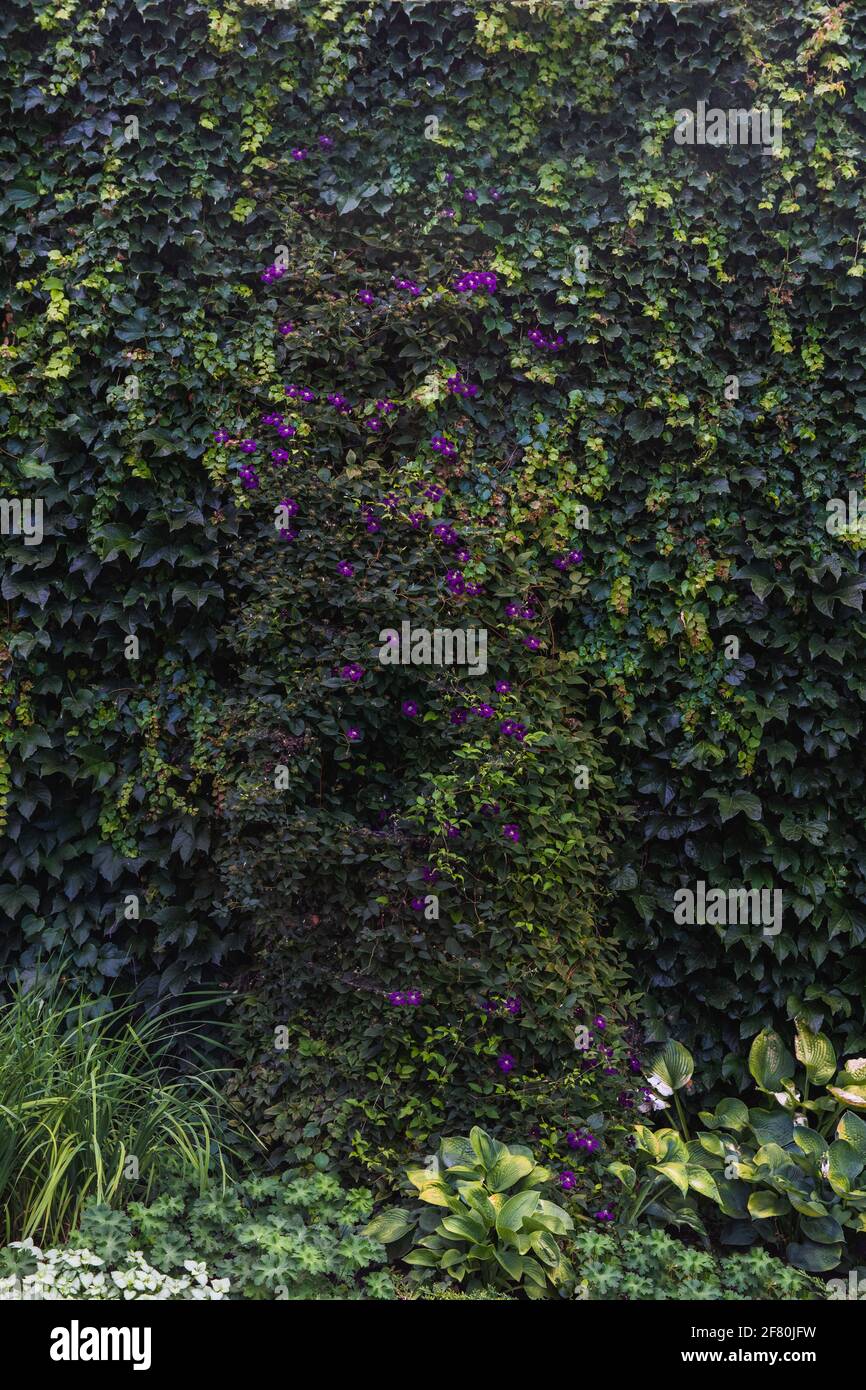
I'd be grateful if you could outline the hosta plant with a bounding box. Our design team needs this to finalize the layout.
[612,1023,866,1272]
[365,1127,574,1298]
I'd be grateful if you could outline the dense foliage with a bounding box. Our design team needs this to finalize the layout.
[0,1168,393,1299]
[570,1226,826,1301]
[2,0,865,1286]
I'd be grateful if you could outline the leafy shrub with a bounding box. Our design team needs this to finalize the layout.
[368,1126,573,1298]
[570,1228,826,1302]
[0,987,236,1243]
[0,1242,228,1301]
[613,1024,866,1272]
[59,1169,393,1301]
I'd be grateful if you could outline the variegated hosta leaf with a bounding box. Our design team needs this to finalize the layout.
[748,1029,795,1093]
[794,1015,836,1086]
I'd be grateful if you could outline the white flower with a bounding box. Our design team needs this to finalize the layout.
[646,1072,673,1097]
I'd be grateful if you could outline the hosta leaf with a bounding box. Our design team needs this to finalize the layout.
[837,1111,866,1159]
[495,1189,540,1236]
[646,1040,694,1092]
[794,1016,836,1085]
[748,1030,795,1092]
[747,1190,791,1218]
[486,1154,534,1193]
[362,1208,413,1243]
[786,1241,843,1273]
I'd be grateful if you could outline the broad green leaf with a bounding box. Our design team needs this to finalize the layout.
[794,1016,836,1085]
[653,1161,689,1195]
[495,1189,540,1236]
[469,1126,506,1171]
[786,1241,843,1273]
[800,1214,844,1245]
[747,1190,791,1218]
[486,1153,534,1192]
[608,1161,636,1191]
[827,1139,864,1192]
[362,1208,413,1243]
[748,1030,795,1092]
[646,1040,694,1092]
[837,1110,866,1159]
[494,1246,523,1281]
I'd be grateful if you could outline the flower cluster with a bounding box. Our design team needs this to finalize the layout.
[431,433,458,457]
[447,373,479,399]
[528,326,565,352]
[553,549,584,571]
[453,270,497,295]
[387,989,423,1007]
[260,262,286,285]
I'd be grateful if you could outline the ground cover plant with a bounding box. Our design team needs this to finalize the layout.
[0,0,864,1310]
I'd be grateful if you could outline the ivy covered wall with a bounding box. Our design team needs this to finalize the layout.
[1,1,865,1147]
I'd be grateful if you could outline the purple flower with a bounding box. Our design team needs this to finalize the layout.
[594,1208,615,1223]
[473,703,494,718]
[341,663,364,682]
[240,439,258,453]
[376,399,396,413]
[366,419,381,432]
[454,270,497,295]
[270,449,290,463]
[318,134,334,149]
[444,822,460,840]
[488,187,501,201]
[346,726,361,742]
[495,680,511,694]
[401,700,419,718]
[523,636,541,651]
[406,989,423,1006]
[424,485,444,502]
[337,561,354,577]
[278,321,295,336]
[449,708,468,726]
[431,434,458,457]
[278,424,297,439]
[480,801,500,818]
[410,897,426,911]
[497,1053,515,1074]
[277,526,296,540]
[357,289,375,306]
[213,429,230,444]
[503,823,521,843]
[387,992,406,1006]
[504,996,521,1014]
[594,1015,607,1032]
[291,147,307,161]
[463,188,477,202]
[559,1171,577,1192]
[628,1056,641,1075]
[422,866,440,884]
[281,497,299,516]
[566,1131,582,1151]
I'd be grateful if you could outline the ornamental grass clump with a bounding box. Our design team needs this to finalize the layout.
[0,986,236,1244]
